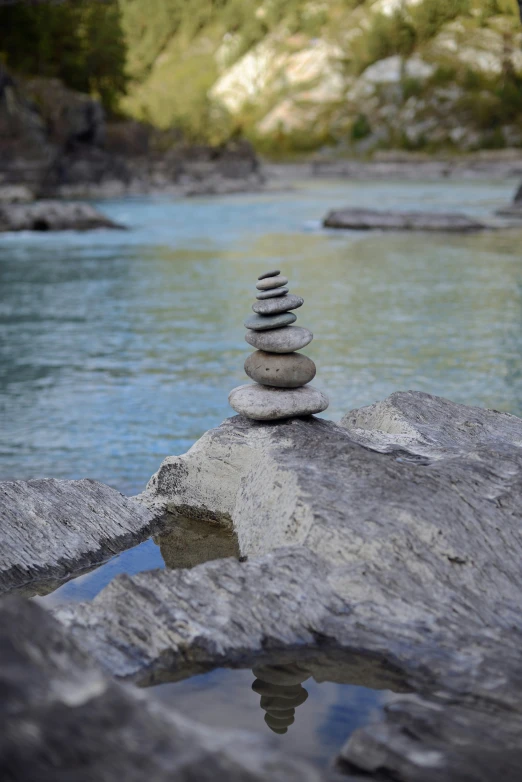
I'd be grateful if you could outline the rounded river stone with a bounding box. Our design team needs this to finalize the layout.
[244,312,296,331]
[256,275,288,291]
[256,287,288,300]
[228,383,329,420]
[258,269,281,280]
[244,351,316,388]
[245,326,313,353]
[252,294,304,316]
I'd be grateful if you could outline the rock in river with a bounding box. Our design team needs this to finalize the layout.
[323,207,487,232]
[244,312,296,331]
[244,351,316,388]
[258,269,281,280]
[228,383,328,419]
[256,275,289,291]
[252,294,304,316]
[0,200,124,232]
[245,325,313,353]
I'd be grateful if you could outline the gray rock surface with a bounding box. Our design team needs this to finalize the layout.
[514,182,522,203]
[256,275,289,291]
[256,286,289,299]
[0,478,161,595]
[57,391,522,780]
[0,200,123,232]
[244,312,297,331]
[253,294,304,315]
[258,269,280,280]
[0,596,320,782]
[323,207,487,232]
[245,325,313,353]
[244,350,316,388]
[228,383,329,419]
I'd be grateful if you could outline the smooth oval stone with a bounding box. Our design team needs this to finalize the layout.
[244,312,296,331]
[256,287,288,300]
[245,325,313,353]
[228,384,329,420]
[256,275,288,291]
[252,294,303,316]
[258,269,281,280]
[245,351,316,388]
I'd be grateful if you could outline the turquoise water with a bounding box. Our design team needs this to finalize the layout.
[1,178,521,494]
[3,176,519,767]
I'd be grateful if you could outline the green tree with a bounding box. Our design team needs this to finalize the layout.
[0,1,128,112]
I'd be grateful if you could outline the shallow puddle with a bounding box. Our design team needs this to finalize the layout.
[149,662,389,769]
[35,515,239,606]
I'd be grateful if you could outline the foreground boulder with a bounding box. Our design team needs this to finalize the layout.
[0,200,124,231]
[0,597,320,782]
[56,392,522,780]
[0,478,161,594]
[323,208,487,232]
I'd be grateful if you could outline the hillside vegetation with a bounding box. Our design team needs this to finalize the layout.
[1,0,521,155]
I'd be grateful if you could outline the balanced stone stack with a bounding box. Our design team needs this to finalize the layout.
[251,664,310,735]
[228,270,329,420]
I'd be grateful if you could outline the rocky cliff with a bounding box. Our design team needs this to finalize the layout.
[121,0,522,155]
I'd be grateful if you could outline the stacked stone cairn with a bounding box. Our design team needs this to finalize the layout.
[228,269,329,420]
[252,664,310,735]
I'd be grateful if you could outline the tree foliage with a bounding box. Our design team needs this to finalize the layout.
[0,0,128,112]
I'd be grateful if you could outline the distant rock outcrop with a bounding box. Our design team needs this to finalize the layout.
[0,64,263,199]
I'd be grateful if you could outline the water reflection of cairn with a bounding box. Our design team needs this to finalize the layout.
[252,663,310,735]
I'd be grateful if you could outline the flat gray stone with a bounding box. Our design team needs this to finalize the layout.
[323,207,486,232]
[252,294,304,316]
[244,351,316,388]
[256,287,289,300]
[228,383,329,420]
[245,325,313,353]
[0,478,161,596]
[256,275,288,291]
[244,312,296,331]
[258,269,281,280]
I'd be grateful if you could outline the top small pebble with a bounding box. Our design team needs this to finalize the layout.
[258,269,281,280]
[256,274,288,291]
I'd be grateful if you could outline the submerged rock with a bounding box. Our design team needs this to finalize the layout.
[0,478,162,595]
[323,207,487,232]
[0,596,320,782]
[0,200,124,232]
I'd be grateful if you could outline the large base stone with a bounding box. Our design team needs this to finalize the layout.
[61,392,522,781]
[228,383,329,420]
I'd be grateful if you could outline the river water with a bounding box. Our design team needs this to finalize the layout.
[1,176,521,767]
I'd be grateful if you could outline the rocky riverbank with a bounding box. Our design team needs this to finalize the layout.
[2,391,522,780]
[0,64,264,204]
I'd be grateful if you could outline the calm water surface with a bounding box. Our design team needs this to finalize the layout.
[2,177,521,766]
[1,178,521,493]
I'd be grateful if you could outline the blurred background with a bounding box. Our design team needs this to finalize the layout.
[1,0,522,496]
